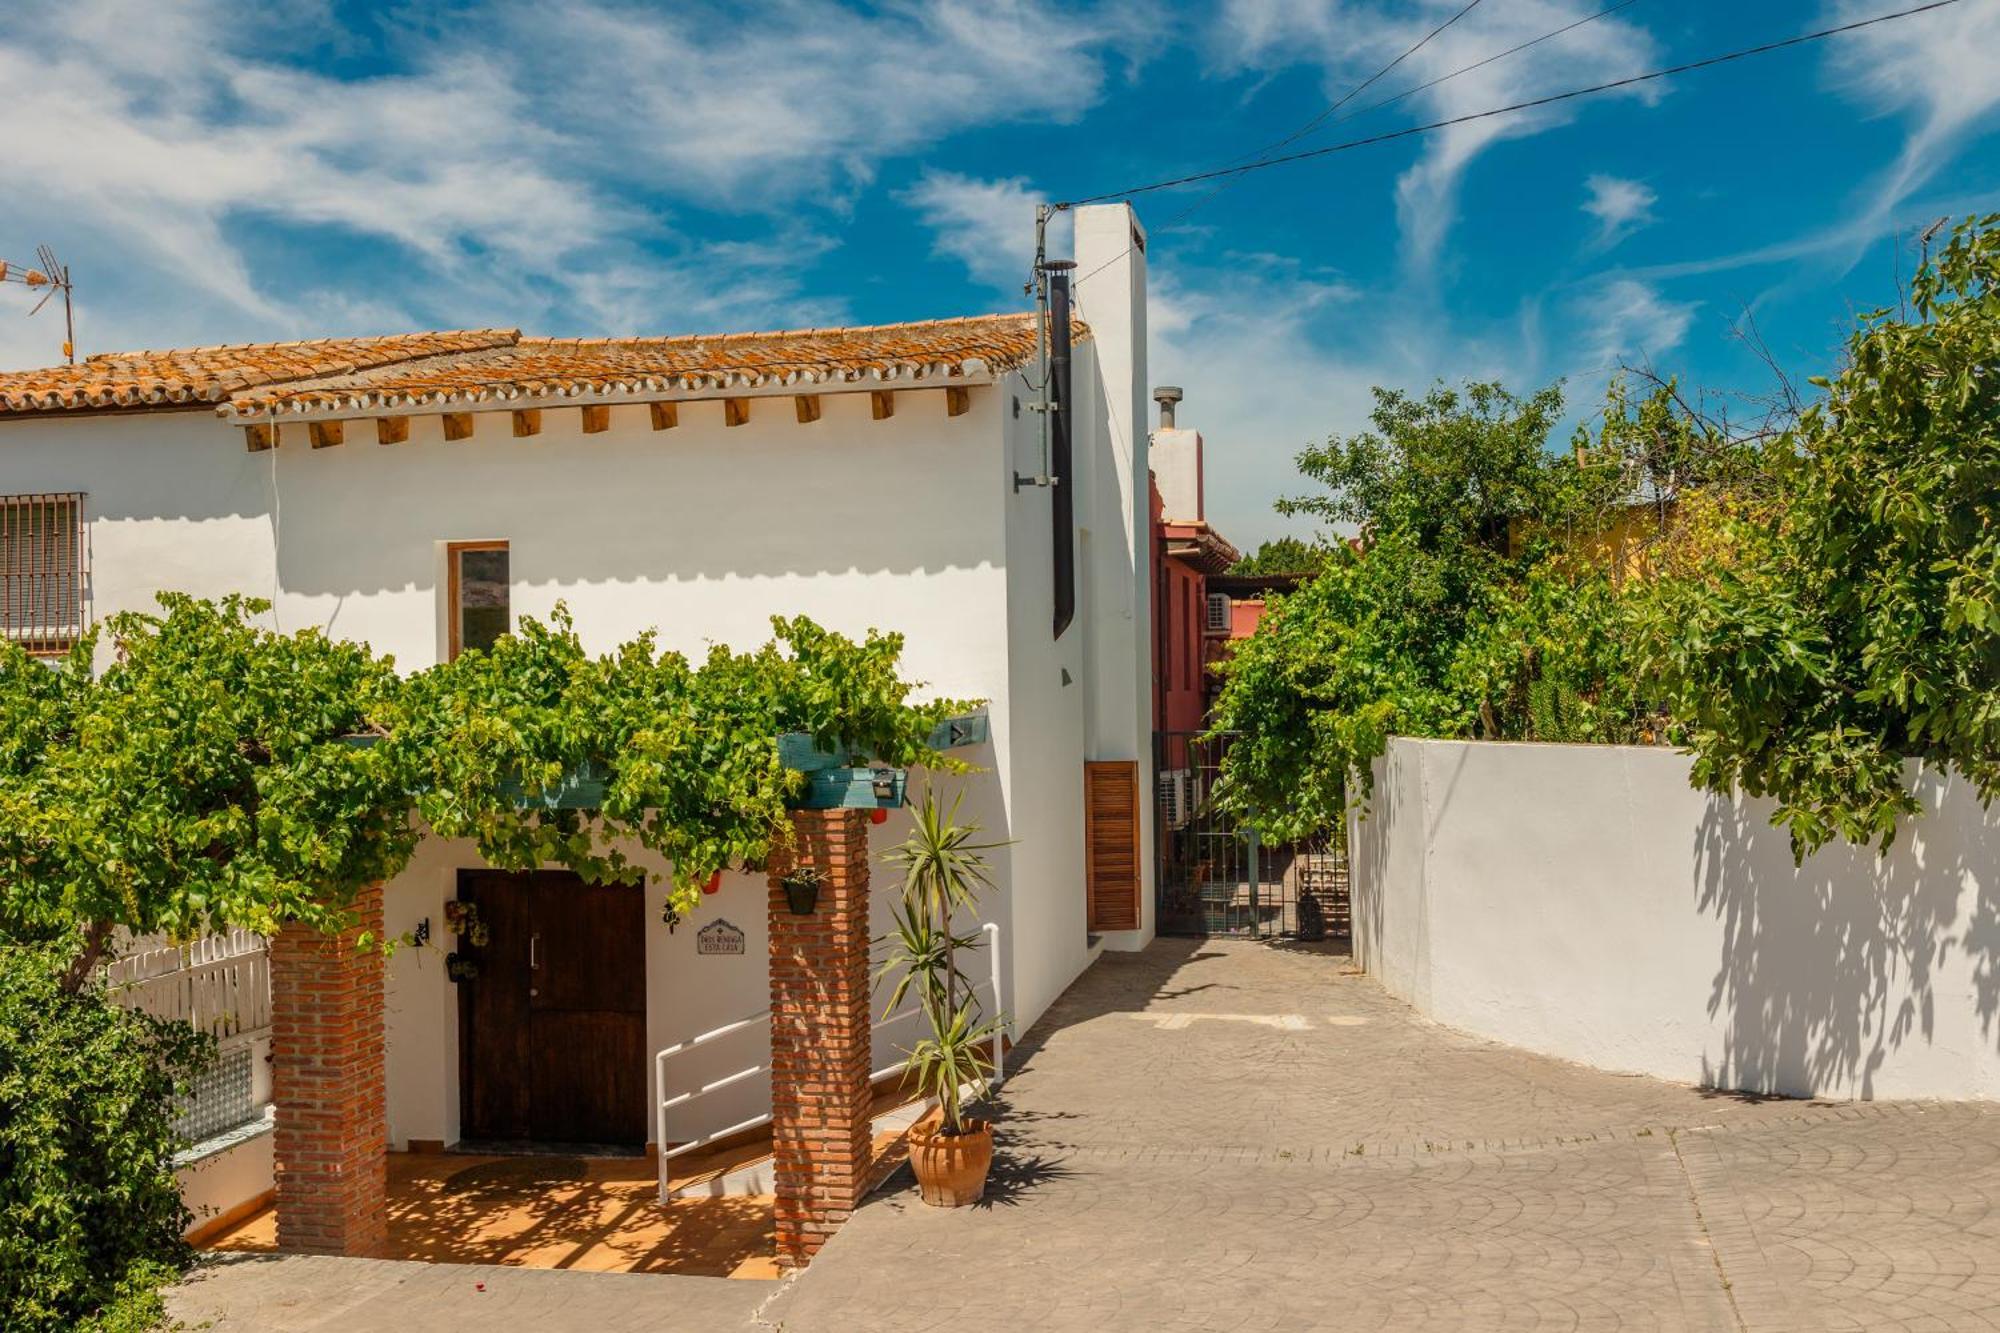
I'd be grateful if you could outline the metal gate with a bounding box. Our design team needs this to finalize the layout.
[1154,731,1349,939]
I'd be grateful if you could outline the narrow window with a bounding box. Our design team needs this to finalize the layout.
[0,493,85,654]
[447,541,510,659]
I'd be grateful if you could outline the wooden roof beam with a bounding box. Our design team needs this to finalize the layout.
[870,390,894,420]
[512,408,542,438]
[581,404,611,434]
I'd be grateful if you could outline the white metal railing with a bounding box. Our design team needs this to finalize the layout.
[654,920,1005,1203]
[105,929,272,1041]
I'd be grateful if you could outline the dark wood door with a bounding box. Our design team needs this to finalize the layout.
[1085,760,1141,931]
[459,870,647,1147]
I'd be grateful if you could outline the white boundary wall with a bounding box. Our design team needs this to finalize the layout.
[1351,737,2000,1102]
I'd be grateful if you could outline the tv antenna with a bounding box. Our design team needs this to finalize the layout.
[0,245,76,364]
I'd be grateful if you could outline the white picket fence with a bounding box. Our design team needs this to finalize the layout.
[105,928,272,1042]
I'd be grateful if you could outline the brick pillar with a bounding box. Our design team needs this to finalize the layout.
[269,882,388,1257]
[768,808,873,1268]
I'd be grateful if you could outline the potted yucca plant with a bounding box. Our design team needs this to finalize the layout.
[879,787,1007,1206]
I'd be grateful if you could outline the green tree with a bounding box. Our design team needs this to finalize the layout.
[0,944,210,1332]
[1211,381,1655,839]
[0,595,415,987]
[1640,214,2000,857]
[1227,537,1329,576]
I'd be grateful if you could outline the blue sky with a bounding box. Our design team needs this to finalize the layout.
[2,0,1996,546]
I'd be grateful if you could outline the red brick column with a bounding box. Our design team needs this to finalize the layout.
[768,808,873,1268]
[269,882,388,1257]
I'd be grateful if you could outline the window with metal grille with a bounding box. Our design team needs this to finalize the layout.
[1204,592,1231,634]
[0,493,85,654]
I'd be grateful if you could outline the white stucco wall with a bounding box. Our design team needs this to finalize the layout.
[176,1124,274,1238]
[1073,202,1157,948]
[5,360,1139,1146]
[1351,737,2000,1102]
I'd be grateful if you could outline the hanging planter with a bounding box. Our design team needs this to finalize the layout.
[780,866,825,916]
[702,869,723,895]
[870,807,890,826]
[443,899,489,947]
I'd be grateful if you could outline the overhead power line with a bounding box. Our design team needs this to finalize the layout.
[1060,0,1965,208]
[1224,0,1492,171]
[1330,0,1647,139]
[1065,0,1650,292]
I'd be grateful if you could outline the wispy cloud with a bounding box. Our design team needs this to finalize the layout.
[1579,277,1697,371]
[1214,0,1658,273]
[1582,174,1657,248]
[1822,0,2000,235]
[901,172,1073,299]
[0,0,1145,361]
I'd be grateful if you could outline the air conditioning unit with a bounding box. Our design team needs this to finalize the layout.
[1204,593,1232,634]
[1157,769,1192,829]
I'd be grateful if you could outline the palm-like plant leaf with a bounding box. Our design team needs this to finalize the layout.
[874,786,1012,1134]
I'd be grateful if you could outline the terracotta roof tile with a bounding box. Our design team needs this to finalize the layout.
[0,330,519,413]
[220,314,1077,418]
[0,314,1085,419]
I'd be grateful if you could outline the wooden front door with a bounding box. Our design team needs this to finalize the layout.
[1085,760,1141,932]
[458,870,647,1147]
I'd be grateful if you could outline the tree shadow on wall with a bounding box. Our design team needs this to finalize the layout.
[1695,767,2000,1100]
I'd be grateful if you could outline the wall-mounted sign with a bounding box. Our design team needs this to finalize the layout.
[696,918,746,956]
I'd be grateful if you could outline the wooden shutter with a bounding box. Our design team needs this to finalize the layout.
[1084,760,1140,932]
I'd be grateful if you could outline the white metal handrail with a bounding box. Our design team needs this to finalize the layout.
[653,920,1006,1203]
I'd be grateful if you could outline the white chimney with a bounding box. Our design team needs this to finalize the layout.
[1151,386,1203,522]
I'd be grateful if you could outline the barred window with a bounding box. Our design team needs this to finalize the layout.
[0,493,86,654]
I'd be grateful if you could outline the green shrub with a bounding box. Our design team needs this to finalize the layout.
[0,944,210,1332]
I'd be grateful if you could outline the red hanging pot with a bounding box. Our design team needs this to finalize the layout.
[702,870,723,895]
[869,807,890,826]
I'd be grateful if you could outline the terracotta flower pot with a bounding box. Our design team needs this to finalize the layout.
[906,1109,993,1207]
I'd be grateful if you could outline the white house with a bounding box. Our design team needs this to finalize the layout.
[0,204,1160,1256]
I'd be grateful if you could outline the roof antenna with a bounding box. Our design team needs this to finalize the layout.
[0,245,76,364]
[1917,215,1950,261]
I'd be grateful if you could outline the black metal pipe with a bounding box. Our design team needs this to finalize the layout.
[1050,269,1075,640]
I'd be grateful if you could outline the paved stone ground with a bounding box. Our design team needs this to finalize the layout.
[766,938,2000,1333]
[171,939,2000,1331]
[168,1252,773,1330]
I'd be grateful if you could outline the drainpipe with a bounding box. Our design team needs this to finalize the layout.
[1048,262,1076,640]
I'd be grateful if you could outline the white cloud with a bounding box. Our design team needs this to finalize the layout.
[1214,0,1658,273]
[904,169,1550,547]
[1582,174,1657,247]
[0,0,1145,364]
[1579,277,1697,371]
[902,173,1074,299]
[1822,0,2000,232]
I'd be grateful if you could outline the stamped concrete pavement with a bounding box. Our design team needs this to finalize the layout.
[767,938,2000,1333]
[171,938,2000,1331]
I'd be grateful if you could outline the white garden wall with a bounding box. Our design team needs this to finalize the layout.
[1351,737,2000,1102]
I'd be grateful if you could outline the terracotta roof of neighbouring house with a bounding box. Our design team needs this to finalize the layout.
[1163,521,1243,576]
[0,330,520,413]
[0,314,1082,418]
